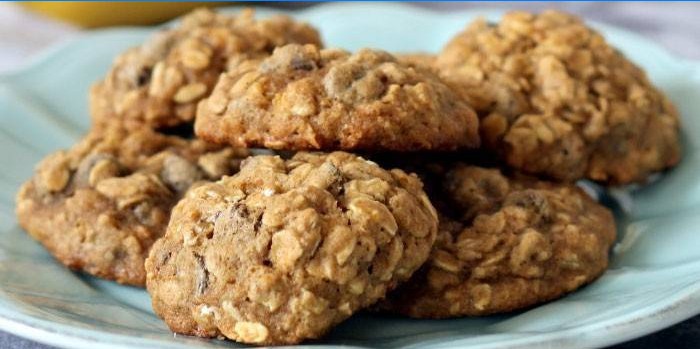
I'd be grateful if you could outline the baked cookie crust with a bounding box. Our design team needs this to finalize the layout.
[379,164,616,318]
[195,44,479,151]
[145,152,438,344]
[90,8,321,130]
[437,10,681,184]
[15,125,249,286]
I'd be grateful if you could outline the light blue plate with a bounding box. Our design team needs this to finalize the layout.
[1,3,700,349]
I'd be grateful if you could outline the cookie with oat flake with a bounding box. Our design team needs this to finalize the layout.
[90,8,321,130]
[145,152,438,344]
[437,10,681,185]
[195,44,479,151]
[15,124,249,286]
[378,164,616,318]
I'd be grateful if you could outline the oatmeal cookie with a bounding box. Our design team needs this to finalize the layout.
[437,10,681,184]
[145,152,438,344]
[90,8,321,130]
[195,44,479,151]
[379,164,616,318]
[15,125,249,286]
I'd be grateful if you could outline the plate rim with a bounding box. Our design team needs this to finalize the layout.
[2,3,700,349]
[2,274,699,349]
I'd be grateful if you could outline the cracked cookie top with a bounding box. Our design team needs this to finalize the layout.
[90,8,321,130]
[145,151,438,344]
[378,164,616,318]
[15,124,249,285]
[195,44,479,151]
[437,10,681,184]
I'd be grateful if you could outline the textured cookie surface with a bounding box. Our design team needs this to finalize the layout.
[437,10,681,184]
[195,44,479,151]
[15,125,249,286]
[397,53,437,70]
[379,164,616,318]
[145,152,438,344]
[90,8,321,130]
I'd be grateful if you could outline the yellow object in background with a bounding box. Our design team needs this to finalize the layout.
[22,2,228,28]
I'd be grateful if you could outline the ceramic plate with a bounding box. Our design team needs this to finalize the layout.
[1,3,700,349]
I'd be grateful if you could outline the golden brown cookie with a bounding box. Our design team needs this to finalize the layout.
[195,44,479,151]
[90,8,321,130]
[145,152,438,344]
[437,11,681,184]
[15,124,249,286]
[378,164,616,318]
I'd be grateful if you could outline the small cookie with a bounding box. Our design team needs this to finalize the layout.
[145,152,438,344]
[195,44,479,151]
[15,125,249,286]
[437,11,681,184]
[90,8,321,130]
[379,164,616,318]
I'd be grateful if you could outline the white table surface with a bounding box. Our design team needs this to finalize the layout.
[1,2,699,349]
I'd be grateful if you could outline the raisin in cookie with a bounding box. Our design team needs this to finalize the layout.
[15,125,249,286]
[90,8,321,130]
[437,11,681,184]
[379,164,616,318]
[145,152,438,344]
[195,44,479,151]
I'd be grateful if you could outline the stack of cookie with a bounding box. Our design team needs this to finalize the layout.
[15,8,681,345]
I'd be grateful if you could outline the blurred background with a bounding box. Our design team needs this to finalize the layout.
[1,2,700,73]
[0,2,699,349]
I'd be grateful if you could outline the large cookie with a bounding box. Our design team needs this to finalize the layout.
[15,125,249,286]
[379,164,616,318]
[90,8,321,130]
[195,44,479,151]
[145,152,438,344]
[437,11,681,184]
